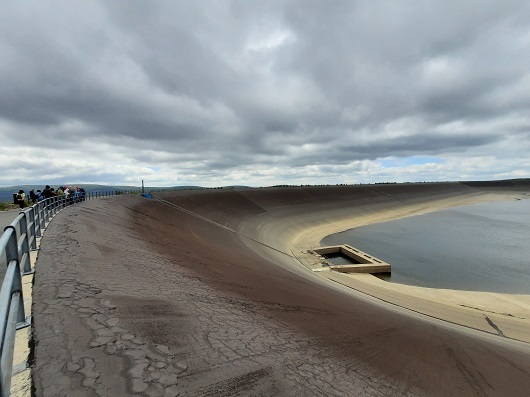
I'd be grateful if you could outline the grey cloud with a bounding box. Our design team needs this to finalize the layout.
[1,0,529,185]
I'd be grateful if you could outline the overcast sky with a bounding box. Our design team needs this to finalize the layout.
[1,1,529,187]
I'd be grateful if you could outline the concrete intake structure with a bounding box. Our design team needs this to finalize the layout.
[313,244,391,273]
[30,181,530,396]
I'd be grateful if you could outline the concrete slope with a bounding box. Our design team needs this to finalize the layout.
[31,182,530,397]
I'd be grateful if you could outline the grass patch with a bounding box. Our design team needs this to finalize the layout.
[0,202,16,211]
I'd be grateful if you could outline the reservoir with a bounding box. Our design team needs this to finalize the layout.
[321,199,530,294]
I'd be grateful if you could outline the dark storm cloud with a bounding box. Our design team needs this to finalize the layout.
[1,0,529,185]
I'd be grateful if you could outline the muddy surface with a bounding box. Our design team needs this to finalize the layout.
[31,183,530,396]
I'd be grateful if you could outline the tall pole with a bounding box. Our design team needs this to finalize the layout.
[142,180,144,194]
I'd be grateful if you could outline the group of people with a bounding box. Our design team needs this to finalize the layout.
[16,185,87,208]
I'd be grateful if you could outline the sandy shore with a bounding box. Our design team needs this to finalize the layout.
[288,191,530,343]
[31,182,530,396]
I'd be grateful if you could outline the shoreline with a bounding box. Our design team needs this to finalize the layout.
[288,191,530,343]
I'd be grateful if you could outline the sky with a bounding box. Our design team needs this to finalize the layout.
[1,1,529,187]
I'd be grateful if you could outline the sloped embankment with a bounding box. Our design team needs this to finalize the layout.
[126,182,530,396]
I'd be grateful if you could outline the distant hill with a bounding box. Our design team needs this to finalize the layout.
[0,184,204,203]
[4,178,526,203]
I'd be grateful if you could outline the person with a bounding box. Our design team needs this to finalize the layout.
[56,186,64,196]
[73,187,81,202]
[42,185,52,199]
[29,189,37,204]
[17,190,26,209]
[36,190,43,201]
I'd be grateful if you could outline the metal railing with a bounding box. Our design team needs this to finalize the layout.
[0,192,120,396]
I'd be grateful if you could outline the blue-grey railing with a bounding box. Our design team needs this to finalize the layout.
[0,191,121,396]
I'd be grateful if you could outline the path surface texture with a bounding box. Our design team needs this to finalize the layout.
[31,182,530,396]
[0,208,20,230]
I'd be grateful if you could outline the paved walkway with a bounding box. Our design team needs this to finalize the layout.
[0,208,21,229]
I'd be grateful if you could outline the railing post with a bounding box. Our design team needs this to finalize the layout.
[32,204,41,238]
[28,206,38,246]
[40,201,46,230]
[2,225,26,317]
[44,199,50,223]
[45,199,48,219]
[18,213,32,274]
[3,226,19,273]
[2,226,28,317]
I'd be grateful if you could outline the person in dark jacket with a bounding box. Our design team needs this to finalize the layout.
[29,189,37,204]
[17,190,26,209]
[42,185,52,199]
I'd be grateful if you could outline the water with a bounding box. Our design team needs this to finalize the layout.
[323,252,362,265]
[321,199,530,294]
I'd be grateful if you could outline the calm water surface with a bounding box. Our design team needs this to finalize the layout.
[321,199,530,293]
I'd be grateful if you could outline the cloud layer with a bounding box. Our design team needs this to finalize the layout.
[1,1,529,186]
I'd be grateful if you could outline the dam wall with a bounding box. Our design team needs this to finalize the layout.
[154,181,529,266]
[29,180,530,396]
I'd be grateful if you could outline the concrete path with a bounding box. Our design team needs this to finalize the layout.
[0,208,21,230]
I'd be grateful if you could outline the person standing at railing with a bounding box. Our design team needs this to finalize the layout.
[72,187,80,202]
[29,189,37,204]
[17,189,26,209]
[42,185,52,199]
[57,186,64,196]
